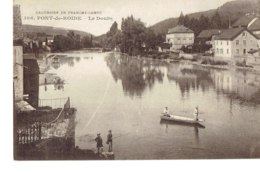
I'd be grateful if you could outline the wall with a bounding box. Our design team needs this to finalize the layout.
[215,30,258,59]
[214,40,232,59]
[13,46,23,101]
[231,30,258,58]
[166,33,194,50]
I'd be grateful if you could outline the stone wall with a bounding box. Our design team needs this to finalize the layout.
[13,46,23,101]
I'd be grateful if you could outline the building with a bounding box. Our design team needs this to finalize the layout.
[196,29,221,52]
[166,25,194,50]
[214,28,258,59]
[13,5,23,101]
[232,14,260,48]
[24,58,40,108]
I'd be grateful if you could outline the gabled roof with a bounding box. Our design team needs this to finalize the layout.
[232,15,256,28]
[168,25,194,34]
[215,28,243,40]
[254,34,260,39]
[197,29,221,39]
[248,18,260,31]
[215,27,258,40]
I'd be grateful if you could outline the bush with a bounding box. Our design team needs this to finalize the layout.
[236,61,253,68]
[201,59,228,65]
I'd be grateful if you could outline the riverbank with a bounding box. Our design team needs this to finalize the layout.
[15,107,113,160]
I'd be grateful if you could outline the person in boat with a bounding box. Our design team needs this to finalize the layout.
[194,106,199,121]
[106,130,113,152]
[163,107,170,117]
[95,133,103,154]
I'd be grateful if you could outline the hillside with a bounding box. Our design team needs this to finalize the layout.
[22,24,92,37]
[150,0,258,34]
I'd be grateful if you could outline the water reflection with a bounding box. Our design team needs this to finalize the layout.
[211,69,260,104]
[167,63,214,97]
[50,55,77,69]
[160,119,204,145]
[105,53,165,97]
[167,62,260,105]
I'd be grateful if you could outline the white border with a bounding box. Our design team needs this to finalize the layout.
[0,1,259,174]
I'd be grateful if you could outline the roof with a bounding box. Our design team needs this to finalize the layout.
[197,29,221,39]
[37,36,47,42]
[254,34,260,39]
[232,15,256,28]
[168,25,194,34]
[215,28,246,40]
[248,18,260,31]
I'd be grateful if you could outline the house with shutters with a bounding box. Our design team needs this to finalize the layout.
[214,27,258,59]
[232,14,260,48]
[166,25,194,50]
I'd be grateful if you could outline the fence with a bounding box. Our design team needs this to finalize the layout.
[17,97,71,145]
[17,122,42,144]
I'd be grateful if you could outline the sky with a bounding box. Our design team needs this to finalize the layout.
[14,0,233,36]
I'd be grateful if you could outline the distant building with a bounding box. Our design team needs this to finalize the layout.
[166,25,194,50]
[46,35,54,45]
[214,28,258,59]
[232,14,260,48]
[197,29,222,52]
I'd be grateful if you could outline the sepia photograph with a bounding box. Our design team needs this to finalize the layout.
[12,0,260,161]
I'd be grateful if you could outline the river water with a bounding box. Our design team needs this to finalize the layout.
[39,50,260,159]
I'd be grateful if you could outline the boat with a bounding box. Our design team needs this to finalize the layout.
[160,119,205,128]
[160,114,204,124]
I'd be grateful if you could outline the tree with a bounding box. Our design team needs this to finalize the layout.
[120,16,146,55]
[183,15,190,27]
[211,11,222,28]
[178,11,185,25]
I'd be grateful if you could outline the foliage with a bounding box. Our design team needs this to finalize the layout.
[99,15,164,55]
[52,30,93,51]
[201,59,228,65]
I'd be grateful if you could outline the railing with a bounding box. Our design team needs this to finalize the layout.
[17,122,42,144]
[17,97,71,145]
[38,97,68,109]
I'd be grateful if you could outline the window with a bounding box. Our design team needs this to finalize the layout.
[236,40,239,45]
[242,32,246,36]
[236,49,239,54]
[177,38,181,40]
[220,49,223,54]
[227,49,229,54]
[168,39,170,43]
[227,41,229,45]
[216,48,219,54]
[221,41,222,45]
[183,38,186,40]
[243,40,246,46]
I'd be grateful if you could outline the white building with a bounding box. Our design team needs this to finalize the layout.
[166,25,194,50]
[232,14,260,49]
[214,28,258,59]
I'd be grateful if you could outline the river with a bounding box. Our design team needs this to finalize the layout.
[38,50,260,159]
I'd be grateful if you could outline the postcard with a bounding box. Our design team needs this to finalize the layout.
[13,0,260,160]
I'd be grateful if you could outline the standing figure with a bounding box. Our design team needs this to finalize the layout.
[106,130,113,152]
[163,107,170,117]
[194,106,199,121]
[95,133,103,154]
